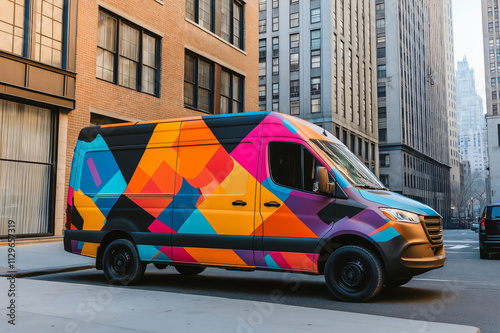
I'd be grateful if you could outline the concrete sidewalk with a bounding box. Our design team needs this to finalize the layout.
[0,240,94,277]
[0,241,481,332]
[0,278,481,333]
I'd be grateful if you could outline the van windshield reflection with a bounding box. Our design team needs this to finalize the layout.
[312,140,386,190]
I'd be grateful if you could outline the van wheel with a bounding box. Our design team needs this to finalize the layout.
[385,276,412,287]
[324,245,384,302]
[480,247,489,259]
[175,265,206,276]
[102,239,146,285]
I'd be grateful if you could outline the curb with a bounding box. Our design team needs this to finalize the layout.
[0,236,63,246]
[0,264,95,278]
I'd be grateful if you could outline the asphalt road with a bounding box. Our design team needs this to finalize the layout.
[31,230,499,332]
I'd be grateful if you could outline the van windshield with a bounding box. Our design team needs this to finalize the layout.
[312,140,386,190]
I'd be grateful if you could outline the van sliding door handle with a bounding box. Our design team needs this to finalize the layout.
[232,200,247,206]
[264,201,281,208]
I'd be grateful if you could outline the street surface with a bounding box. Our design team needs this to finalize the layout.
[29,230,499,332]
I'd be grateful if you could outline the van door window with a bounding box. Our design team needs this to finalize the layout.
[269,142,319,193]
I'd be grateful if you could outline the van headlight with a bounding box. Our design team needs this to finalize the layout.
[380,208,420,223]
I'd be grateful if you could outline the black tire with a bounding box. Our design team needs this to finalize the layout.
[324,245,384,302]
[153,263,169,270]
[480,247,489,259]
[102,239,146,285]
[175,265,206,276]
[385,276,412,287]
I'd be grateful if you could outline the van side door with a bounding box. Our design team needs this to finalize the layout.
[171,120,259,267]
[256,139,336,273]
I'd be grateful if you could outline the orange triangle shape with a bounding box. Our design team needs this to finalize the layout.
[260,205,318,238]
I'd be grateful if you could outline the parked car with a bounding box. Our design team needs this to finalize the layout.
[471,222,479,233]
[479,204,500,259]
[64,111,445,302]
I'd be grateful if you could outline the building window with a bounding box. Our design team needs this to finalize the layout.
[259,39,266,58]
[290,100,300,115]
[311,8,321,24]
[377,86,386,98]
[273,0,278,8]
[220,70,243,114]
[380,174,389,187]
[97,10,160,96]
[0,99,56,236]
[34,0,65,67]
[493,91,497,100]
[494,105,498,115]
[498,124,500,146]
[290,80,299,98]
[311,29,321,49]
[259,85,266,104]
[311,77,321,95]
[0,0,25,56]
[380,154,390,167]
[118,23,140,90]
[375,3,384,15]
[377,47,386,58]
[342,130,348,146]
[272,83,279,99]
[379,128,387,141]
[187,0,245,48]
[290,33,299,49]
[350,134,355,153]
[290,12,299,28]
[377,64,386,78]
[272,16,279,31]
[272,36,279,56]
[379,107,386,118]
[199,0,212,30]
[311,49,320,68]
[492,78,497,87]
[272,57,279,75]
[311,98,321,113]
[259,0,266,11]
[259,19,266,33]
[376,18,385,29]
[184,52,213,113]
[290,53,299,72]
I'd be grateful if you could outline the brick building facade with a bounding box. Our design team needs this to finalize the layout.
[0,0,257,238]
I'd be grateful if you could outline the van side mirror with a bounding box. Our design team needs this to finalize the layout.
[314,167,334,195]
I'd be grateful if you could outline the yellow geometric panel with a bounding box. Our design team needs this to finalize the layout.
[81,242,99,258]
[184,247,248,266]
[197,160,256,236]
[74,190,106,231]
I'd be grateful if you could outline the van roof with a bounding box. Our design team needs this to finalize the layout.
[80,111,341,144]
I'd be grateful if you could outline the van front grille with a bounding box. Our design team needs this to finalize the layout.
[423,217,443,245]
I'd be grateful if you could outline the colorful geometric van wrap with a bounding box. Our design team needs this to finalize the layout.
[66,111,441,275]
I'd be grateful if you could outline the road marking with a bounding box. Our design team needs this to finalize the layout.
[446,245,470,250]
[444,240,478,243]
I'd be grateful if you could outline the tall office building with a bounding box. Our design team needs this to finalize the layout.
[443,0,460,216]
[376,0,451,225]
[481,0,500,204]
[258,0,379,174]
[456,58,487,177]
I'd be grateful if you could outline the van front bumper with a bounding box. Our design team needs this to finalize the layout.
[379,219,445,279]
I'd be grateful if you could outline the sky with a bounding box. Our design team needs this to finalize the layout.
[452,0,486,110]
